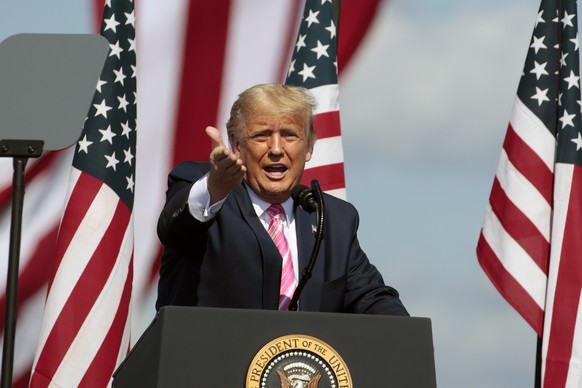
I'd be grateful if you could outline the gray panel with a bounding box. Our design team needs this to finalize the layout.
[0,33,109,150]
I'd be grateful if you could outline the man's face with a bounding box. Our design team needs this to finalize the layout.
[230,103,314,204]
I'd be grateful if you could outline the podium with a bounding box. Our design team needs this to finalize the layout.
[113,306,436,387]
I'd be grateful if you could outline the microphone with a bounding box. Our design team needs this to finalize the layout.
[291,184,318,213]
[288,180,325,311]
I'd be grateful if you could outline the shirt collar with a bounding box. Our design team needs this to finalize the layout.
[244,184,294,223]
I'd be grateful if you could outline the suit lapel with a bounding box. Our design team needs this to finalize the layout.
[294,206,324,311]
[232,185,281,309]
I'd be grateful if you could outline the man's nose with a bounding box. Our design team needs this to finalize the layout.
[268,134,283,154]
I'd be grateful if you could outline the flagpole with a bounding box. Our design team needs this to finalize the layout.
[534,336,542,388]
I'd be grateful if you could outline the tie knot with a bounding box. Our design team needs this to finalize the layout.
[266,204,284,218]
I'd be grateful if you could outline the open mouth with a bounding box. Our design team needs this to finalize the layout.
[264,164,288,179]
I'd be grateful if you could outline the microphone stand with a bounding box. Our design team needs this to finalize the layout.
[288,180,324,311]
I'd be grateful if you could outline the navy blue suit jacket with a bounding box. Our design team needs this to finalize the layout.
[156,162,408,316]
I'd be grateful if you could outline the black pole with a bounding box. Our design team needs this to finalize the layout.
[1,157,28,388]
[534,336,542,388]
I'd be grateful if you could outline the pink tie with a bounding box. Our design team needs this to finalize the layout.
[266,204,296,310]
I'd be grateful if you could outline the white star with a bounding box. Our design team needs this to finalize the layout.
[99,125,116,144]
[562,11,575,29]
[128,37,136,52]
[564,70,580,89]
[325,20,336,39]
[305,10,320,27]
[105,0,112,7]
[572,132,582,150]
[571,33,580,51]
[535,10,545,27]
[121,121,132,138]
[123,148,134,165]
[125,10,135,27]
[77,135,93,154]
[559,109,576,129]
[530,61,548,80]
[103,14,120,33]
[530,35,547,54]
[531,87,550,106]
[321,0,332,3]
[105,152,119,171]
[118,94,129,112]
[126,174,135,193]
[287,59,296,77]
[311,40,330,59]
[93,99,112,118]
[298,63,316,82]
[131,64,137,78]
[96,79,107,93]
[295,34,307,52]
[114,67,127,86]
[109,40,123,59]
[560,52,569,67]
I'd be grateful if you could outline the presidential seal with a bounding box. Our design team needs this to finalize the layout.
[246,334,352,388]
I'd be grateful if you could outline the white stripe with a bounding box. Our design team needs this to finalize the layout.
[32,182,119,369]
[326,188,347,200]
[306,136,344,168]
[218,0,297,138]
[310,84,340,115]
[510,97,556,171]
[481,204,547,309]
[51,215,133,387]
[542,163,574,381]
[133,0,188,315]
[495,148,552,240]
[565,289,582,388]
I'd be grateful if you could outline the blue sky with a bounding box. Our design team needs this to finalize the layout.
[0,0,557,386]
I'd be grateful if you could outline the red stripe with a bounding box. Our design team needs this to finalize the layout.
[301,163,345,192]
[489,178,550,273]
[33,200,131,380]
[47,173,103,293]
[79,256,133,387]
[172,0,232,167]
[543,166,582,386]
[477,233,544,334]
[313,111,341,139]
[505,124,554,204]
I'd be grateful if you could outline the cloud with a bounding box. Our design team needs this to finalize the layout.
[340,1,539,169]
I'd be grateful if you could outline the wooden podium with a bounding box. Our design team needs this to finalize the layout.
[113,306,436,387]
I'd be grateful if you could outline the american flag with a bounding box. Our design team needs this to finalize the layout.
[286,0,346,199]
[476,0,582,385]
[0,1,381,386]
[28,0,136,386]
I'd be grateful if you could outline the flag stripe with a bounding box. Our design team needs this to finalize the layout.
[481,205,547,314]
[33,184,130,382]
[172,0,231,165]
[477,233,545,333]
[489,178,550,271]
[313,111,341,139]
[301,163,346,192]
[543,164,582,386]
[505,123,553,204]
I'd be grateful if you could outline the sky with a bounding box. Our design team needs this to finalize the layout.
[0,0,556,387]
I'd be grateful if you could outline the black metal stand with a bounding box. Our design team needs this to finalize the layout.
[0,140,43,388]
[288,180,325,311]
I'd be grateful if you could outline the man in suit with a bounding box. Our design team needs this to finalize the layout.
[156,84,408,315]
